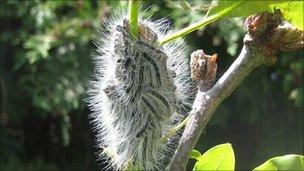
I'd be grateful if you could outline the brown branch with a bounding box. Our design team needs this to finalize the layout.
[169,10,303,171]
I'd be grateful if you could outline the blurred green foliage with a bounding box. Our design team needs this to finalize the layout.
[1,1,303,171]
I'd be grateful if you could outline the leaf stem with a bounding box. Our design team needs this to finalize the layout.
[159,1,244,45]
[128,0,139,39]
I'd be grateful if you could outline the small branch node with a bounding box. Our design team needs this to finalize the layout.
[190,49,218,91]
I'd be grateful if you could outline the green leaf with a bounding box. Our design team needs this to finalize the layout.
[270,1,304,30]
[149,0,303,44]
[193,143,235,171]
[253,154,304,171]
[211,1,303,30]
[189,149,201,160]
[210,0,272,18]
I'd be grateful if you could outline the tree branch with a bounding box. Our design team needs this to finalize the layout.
[168,10,303,171]
[169,37,267,171]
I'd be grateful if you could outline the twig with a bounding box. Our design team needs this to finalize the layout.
[128,0,139,39]
[159,1,244,45]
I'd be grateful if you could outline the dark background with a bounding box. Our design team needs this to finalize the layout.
[1,1,303,170]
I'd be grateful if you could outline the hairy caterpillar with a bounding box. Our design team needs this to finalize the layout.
[87,11,196,170]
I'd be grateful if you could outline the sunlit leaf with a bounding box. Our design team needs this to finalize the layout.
[193,143,235,171]
[210,0,272,18]
[210,1,303,30]
[253,154,304,171]
[270,1,304,30]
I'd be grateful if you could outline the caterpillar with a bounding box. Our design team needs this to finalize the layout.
[87,10,196,170]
